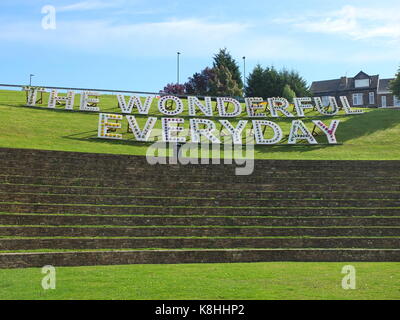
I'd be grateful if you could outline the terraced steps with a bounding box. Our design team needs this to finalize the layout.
[0,147,399,268]
[1,214,399,226]
[1,185,400,199]
[2,204,400,216]
[1,226,399,237]
[3,193,400,208]
[0,147,399,170]
[2,176,399,191]
[1,249,399,269]
[0,237,399,251]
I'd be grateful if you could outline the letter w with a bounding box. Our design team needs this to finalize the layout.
[117,95,153,114]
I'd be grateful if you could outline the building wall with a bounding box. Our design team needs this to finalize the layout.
[313,90,399,108]
[377,94,394,107]
[344,90,379,108]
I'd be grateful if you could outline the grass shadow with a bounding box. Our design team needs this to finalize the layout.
[255,108,400,155]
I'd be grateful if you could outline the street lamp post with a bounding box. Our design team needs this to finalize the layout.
[242,56,246,91]
[29,74,35,86]
[177,52,181,85]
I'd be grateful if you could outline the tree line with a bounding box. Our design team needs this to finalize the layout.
[162,48,310,100]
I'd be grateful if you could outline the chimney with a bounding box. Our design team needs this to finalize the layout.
[340,76,348,89]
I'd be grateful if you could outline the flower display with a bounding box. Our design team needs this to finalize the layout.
[267,97,294,117]
[188,96,213,117]
[80,91,100,112]
[189,119,221,144]
[245,97,267,117]
[117,95,154,114]
[97,113,123,139]
[252,120,283,145]
[126,115,157,141]
[48,90,75,110]
[219,120,248,144]
[158,96,184,116]
[294,97,314,117]
[162,118,186,142]
[288,120,317,144]
[312,120,340,144]
[216,97,242,117]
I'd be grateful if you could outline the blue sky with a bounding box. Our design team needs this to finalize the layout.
[1,0,400,92]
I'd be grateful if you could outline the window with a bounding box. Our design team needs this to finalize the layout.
[394,96,400,107]
[352,93,364,106]
[322,96,330,107]
[355,79,369,88]
[369,92,375,105]
[381,96,387,108]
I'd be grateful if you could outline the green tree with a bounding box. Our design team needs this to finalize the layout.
[213,48,243,90]
[282,84,296,103]
[245,65,282,99]
[245,65,309,99]
[280,69,310,97]
[245,64,265,98]
[390,66,400,98]
[209,65,242,97]
[184,67,215,96]
[265,66,284,97]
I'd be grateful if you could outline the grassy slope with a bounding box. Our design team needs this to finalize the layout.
[1,90,399,300]
[1,90,400,159]
[0,262,399,300]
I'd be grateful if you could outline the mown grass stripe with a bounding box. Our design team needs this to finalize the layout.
[1,248,400,254]
[1,236,400,240]
[2,201,400,210]
[3,191,400,201]
[1,224,400,229]
[0,212,399,219]
[1,182,400,193]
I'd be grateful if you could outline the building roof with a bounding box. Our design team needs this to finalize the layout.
[310,71,384,94]
[378,78,393,93]
[310,79,341,93]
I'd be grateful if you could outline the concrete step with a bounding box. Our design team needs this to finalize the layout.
[2,167,400,183]
[0,237,399,251]
[1,148,399,170]
[2,193,399,207]
[1,226,399,237]
[0,214,399,227]
[1,249,399,268]
[1,148,399,267]
[1,185,399,200]
[1,176,399,191]
[1,162,398,178]
[1,203,399,216]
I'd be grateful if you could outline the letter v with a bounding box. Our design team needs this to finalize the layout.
[126,115,157,141]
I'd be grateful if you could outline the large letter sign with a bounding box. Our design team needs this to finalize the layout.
[48,90,75,110]
[288,120,317,144]
[21,86,367,146]
[126,116,157,141]
[98,114,123,140]
[117,95,153,114]
[80,91,100,112]
[190,119,221,144]
[162,118,186,143]
[253,120,283,145]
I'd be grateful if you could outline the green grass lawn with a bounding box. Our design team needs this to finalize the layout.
[0,262,398,300]
[1,89,399,300]
[1,89,400,159]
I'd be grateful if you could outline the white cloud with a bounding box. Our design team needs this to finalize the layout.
[0,17,337,61]
[276,5,400,41]
[58,0,124,12]
[1,11,399,63]
[0,18,253,57]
